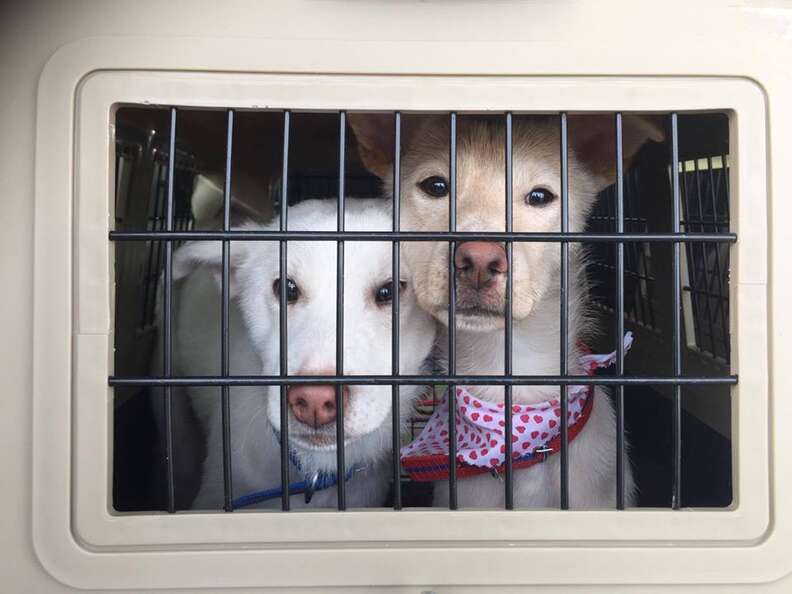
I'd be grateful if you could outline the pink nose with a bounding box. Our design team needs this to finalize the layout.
[287,383,350,428]
[454,241,508,289]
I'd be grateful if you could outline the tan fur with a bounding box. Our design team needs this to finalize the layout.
[350,113,663,508]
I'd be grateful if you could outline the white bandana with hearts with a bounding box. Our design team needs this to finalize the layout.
[401,333,633,469]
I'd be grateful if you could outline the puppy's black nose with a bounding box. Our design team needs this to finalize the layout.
[454,241,508,289]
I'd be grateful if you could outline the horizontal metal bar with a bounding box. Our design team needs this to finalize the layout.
[110,374,738,387]
[110,230,737,243]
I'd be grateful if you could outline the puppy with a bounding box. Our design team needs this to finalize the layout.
[161,198,435,509]
[350,114,662,508]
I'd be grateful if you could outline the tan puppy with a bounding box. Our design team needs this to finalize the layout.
[350,113,663,508]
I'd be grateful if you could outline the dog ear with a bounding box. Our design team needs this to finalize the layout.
[568,114,665,191]
[347,113,395,180]
[172,240,246,297]
[348,113,443,180]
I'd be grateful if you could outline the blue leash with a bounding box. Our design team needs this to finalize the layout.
[232,438,365,509]
[232,467,360,508]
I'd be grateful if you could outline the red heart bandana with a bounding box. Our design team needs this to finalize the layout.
[400,333,633,470]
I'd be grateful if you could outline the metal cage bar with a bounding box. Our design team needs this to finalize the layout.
[111,373,737,388]
[279,110,291,511]
[162,107,177,513]
[336,111,347,511]
[220,109,235,512]
[447,112,458,510]
[391,112,402,510]
[615,113,626,510]
[671,113,683,510]
[559,113,570,510]
[504,112,514,510]
[111,230,735,243]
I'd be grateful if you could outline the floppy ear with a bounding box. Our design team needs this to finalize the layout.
[568,114,665,191]
[172,240,246,297]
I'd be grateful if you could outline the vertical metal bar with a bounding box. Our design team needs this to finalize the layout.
[559,112,570,510]
[336,111,347,511]
[220,110,235,512]
[671,113,683,510]
[279,111,291,511]
[615,113,626,510]
[504,112,514,510]
[392,112,402,510]
[448,112,458,510]
[162,108,177,513]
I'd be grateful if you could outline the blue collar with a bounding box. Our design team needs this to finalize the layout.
[231,434,365,509]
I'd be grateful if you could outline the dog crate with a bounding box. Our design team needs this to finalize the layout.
[7,1,792,591]
[110,108,734,512]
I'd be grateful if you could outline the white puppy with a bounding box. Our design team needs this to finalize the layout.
[164,198,435,509]
[350,114,663,508]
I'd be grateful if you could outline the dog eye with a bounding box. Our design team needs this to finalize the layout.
[526,187,557,207]
[418,176,449,198]
[374,280,406,305]
[272,278,300,304]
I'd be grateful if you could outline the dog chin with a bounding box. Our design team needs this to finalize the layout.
[289,432,340,451]
[287,424,380,455]
[287,429,381,475]
[455,312,505,332]
[431,306,506,332]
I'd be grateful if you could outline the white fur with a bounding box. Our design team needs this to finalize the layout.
[164,198,435,509]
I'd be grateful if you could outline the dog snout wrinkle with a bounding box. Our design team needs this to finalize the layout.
[455,241,507,290]
[288,384,350,428]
